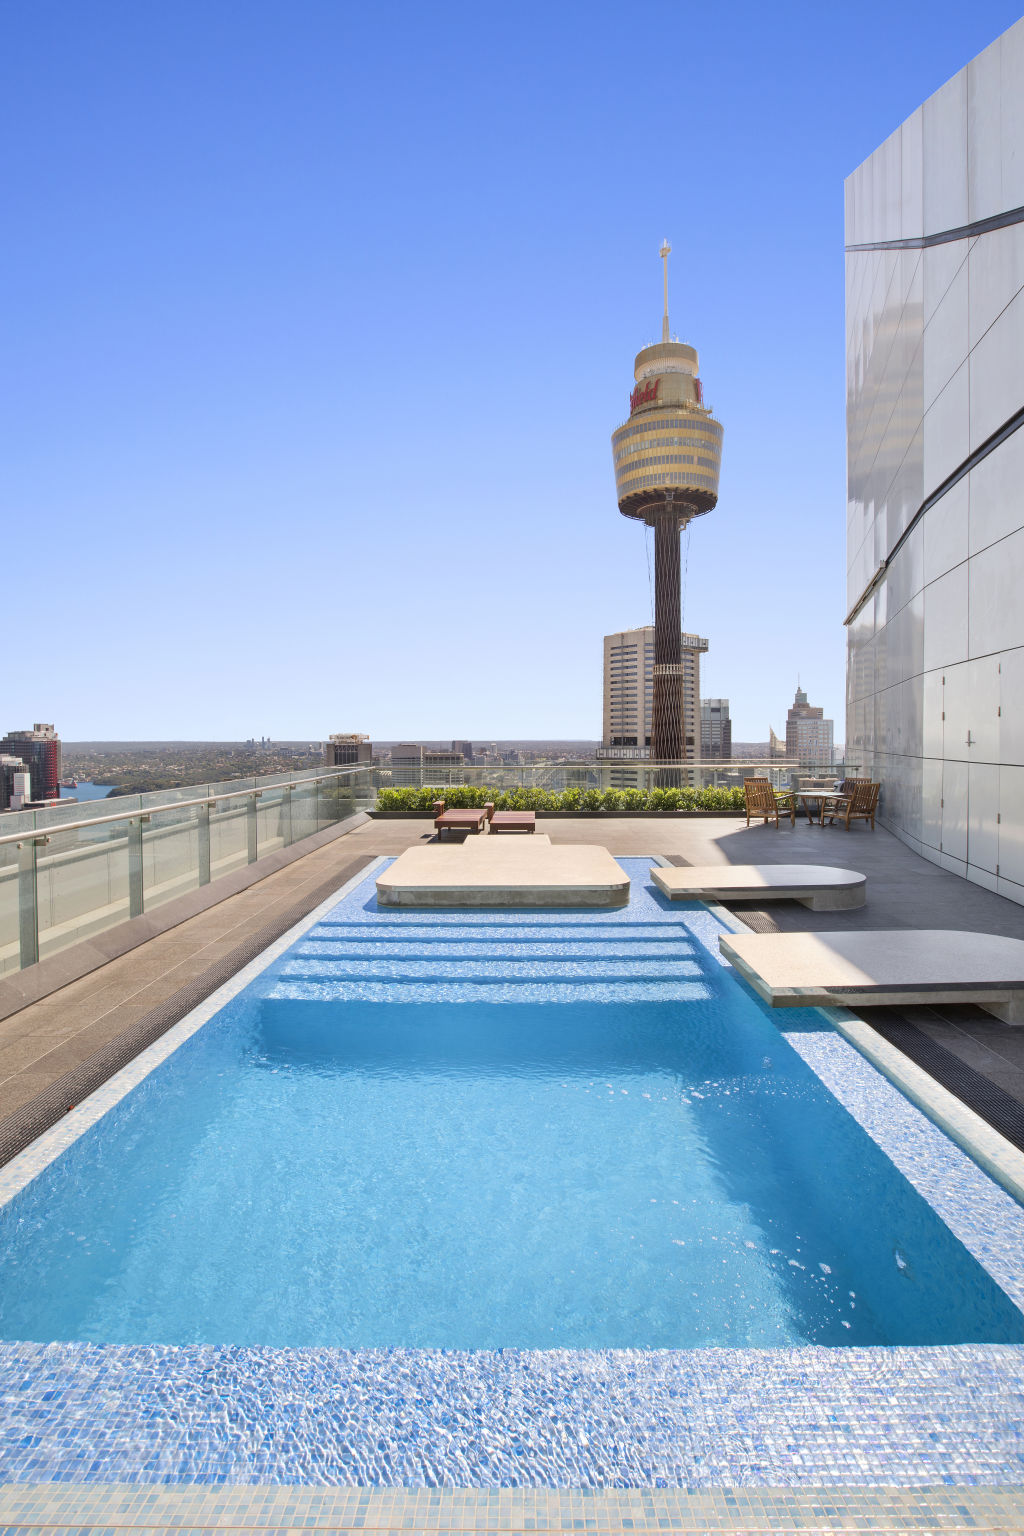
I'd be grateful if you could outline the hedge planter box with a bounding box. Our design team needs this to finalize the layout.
[369,809,746,819]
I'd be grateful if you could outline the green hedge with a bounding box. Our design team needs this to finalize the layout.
[376,784,746,812]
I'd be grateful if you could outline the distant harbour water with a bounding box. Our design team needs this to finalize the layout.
[61,782,115,801]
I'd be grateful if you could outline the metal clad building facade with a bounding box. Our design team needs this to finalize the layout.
[845,17,1024,900]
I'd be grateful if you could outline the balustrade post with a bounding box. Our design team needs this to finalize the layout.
[17,835,45,970]
[128,817,146,918]
[247,792,260,864]
[198,803,212,885]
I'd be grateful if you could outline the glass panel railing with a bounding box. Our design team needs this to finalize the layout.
[0,840,20,978]
[37,819,131,962]
[210,797,250,882]
[256,786,289,859]
[291,782,318,845]
[142,805,202,911]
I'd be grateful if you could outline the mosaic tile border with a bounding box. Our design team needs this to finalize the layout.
[0,860,1022,1491]
[1,1480,1024,1534]
[705,890,1024,1210]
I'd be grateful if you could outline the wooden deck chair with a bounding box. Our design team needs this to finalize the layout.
[744,778,796,829]
[822,780,880,830]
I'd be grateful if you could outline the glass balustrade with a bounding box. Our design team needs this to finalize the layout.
[0,766,374,978]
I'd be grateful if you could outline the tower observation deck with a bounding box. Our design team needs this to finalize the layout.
[611,242,723,766]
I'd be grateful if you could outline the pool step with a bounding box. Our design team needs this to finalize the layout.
[279,956,702,982]
[293,940,696,961]
[269,978,712,1005]
[306,922,689,944]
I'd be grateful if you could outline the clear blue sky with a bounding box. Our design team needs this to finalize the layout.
[3,1,1021,744]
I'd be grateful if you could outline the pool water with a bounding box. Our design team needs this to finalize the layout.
[0,861,1020,1350]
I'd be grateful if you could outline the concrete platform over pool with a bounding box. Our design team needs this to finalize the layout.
[720,928,1024,1023]
[375,835,630,906]
[652,862,866,910]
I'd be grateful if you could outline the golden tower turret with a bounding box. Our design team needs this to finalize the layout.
[610,245,724,766]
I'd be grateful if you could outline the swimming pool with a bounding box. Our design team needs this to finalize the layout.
[0,859,1020,1353]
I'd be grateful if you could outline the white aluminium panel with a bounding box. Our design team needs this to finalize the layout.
[1000,649,1024,767]
[968,222,1024,348]
[969,285,1024,449]
[922,564,968,673]
[969,526,1024,658]
[968,427,1024,556]
[922,68,969,235]
[968,762,1000,874]
[998,765,1024,886]
[941,758,969,861]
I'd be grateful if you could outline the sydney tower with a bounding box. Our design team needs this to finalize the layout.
[611,243,723,768]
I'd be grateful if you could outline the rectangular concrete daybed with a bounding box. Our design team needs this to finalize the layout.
[377,838,629,908]
[719,929,1024,1025]
[651,864,866,911]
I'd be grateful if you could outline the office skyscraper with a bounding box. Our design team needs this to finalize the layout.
[611,244,723,764]
[603,627,708,757]
[324,733,372,766]
[700,699,732,759]
[785,686,834,766]
[0,725,61,804]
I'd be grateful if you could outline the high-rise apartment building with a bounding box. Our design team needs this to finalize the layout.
[610,245,723,764]
[602,628,708,757]
[846,17,1024,901]
[451,740,473,762]
[324,733,372,766]
[700,699,732,760]
[784,686,834,766]
[0,725,61,804]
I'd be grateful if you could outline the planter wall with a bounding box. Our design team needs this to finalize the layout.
[369,810,746,820]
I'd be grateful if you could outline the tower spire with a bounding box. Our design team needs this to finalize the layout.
[659,239,671,343]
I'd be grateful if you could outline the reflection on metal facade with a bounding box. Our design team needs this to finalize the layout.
[611,245,724,766]
[845,16,1024,902]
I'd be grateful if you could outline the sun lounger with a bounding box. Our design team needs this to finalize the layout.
[718,929,1024,1025]
[651,864,866,910]
[434,808,489,839]
[489,811,536,834]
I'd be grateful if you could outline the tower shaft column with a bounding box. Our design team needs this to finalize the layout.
[651,508,685,764]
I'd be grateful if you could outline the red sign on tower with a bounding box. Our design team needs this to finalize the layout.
[629,379,659,414]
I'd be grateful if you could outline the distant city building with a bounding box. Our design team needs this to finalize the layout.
[700,699,732,760]
[0,755,31,812]
[451,740,473,762]
[390,744,425,786]
[424,749,464,787]
[769,728,786,760]
[602,627,708,758]
[325,733,372,767]
[783,686,834,766]
[0,725,61,804]
[389,744,465,788]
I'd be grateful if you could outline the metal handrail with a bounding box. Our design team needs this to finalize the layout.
[0,765,371,849]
